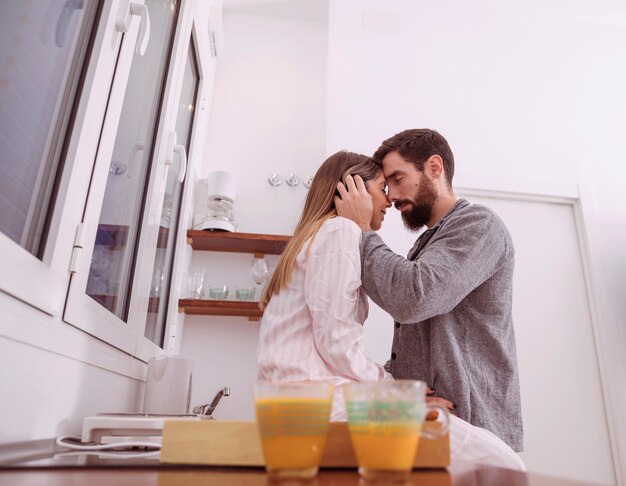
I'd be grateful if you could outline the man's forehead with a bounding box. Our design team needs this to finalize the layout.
[382,151,412,176]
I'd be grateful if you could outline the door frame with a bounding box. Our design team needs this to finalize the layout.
[454,173,621,484]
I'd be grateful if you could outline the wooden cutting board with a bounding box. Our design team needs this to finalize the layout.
[160,420,449,468]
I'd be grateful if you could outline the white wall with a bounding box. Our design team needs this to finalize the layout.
[180,7,329,420]
[200,9,328,234]
[0,292,145,441]
[325,1,626,483]
[181,0,626,483]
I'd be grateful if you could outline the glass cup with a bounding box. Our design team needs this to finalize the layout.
[250,257,269,300]
[207,285,228,300]
[235,286,255,301]
[186,270,205,299]
[343,380,449,483]
[253,382,334,481]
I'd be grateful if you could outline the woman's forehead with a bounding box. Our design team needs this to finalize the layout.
[373,170,386,184]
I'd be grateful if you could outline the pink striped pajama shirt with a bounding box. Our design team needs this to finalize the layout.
[256,217,391,419]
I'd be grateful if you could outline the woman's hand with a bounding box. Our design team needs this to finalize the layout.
[426,387,455,420]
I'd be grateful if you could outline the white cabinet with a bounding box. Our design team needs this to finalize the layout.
[63,0,217,360]
[0,0,220,363]
[0,0,100,317]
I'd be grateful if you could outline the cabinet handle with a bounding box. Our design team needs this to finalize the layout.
[127,142,145,179]
[165,131,187,182]
[130,2,150,56]
[116,1,151,56]
[173,144,187,183]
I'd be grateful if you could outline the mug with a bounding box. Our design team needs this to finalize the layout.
[343,380,449,482]
[253,382,334,480]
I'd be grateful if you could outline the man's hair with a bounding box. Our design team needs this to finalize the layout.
[372,129,455,188]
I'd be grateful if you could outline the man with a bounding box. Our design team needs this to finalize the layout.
[335,129,523,452]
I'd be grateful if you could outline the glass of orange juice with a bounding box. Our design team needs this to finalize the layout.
[253,382,334,481]
[344,380,449,483]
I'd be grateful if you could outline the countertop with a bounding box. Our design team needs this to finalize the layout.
[0,439,592,486]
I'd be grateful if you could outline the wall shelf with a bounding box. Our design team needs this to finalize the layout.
[181,230,291,320]
[186,230,290,257]
[178,299,262,320]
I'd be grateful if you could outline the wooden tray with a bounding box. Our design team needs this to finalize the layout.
[160,421,449,468]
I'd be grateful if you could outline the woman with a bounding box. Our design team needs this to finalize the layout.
[257,151,392,419]
[256,151,526,471]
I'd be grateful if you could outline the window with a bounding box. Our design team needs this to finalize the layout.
[145,41,200,346]
[0,0,100,316]
[0,0,216,364]
[0,0,98,256]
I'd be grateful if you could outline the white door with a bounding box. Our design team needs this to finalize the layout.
[364,193,616,485]
[466,195,615,484]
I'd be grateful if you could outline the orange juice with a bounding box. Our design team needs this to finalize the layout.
[348,422,422,470]
[254,397,332,470]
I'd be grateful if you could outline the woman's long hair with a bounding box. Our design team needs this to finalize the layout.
[259,151,381,309]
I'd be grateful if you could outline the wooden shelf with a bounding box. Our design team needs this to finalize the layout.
[183,230,289,319]
[186,230,290,256]
[178,299,262,320]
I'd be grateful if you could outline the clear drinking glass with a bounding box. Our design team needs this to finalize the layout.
[186,270,205,299]
[207,285,228,300]
[250,257,269,300]
[235,286,255,301]
[254,382,334,481]
[343,380,449,483]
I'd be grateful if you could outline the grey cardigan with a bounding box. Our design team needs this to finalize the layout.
[360,199,523,452]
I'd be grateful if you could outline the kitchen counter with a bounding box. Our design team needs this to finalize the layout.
[0,439,592,486]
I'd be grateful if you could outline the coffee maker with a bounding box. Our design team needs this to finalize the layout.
[197,171,238,232]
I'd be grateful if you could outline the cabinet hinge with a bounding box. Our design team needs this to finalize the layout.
[69,223,87,274]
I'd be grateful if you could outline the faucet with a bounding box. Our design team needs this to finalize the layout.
[193,386,230,417]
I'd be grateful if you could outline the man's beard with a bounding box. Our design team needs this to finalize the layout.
[396,177,438,231]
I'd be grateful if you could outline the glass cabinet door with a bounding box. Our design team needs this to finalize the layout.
[0,0,98,255]
[63,0,216,359]
[0,0,100,315]
[86,0,180,320]
[64,0,183,354]
[145,41,199,346]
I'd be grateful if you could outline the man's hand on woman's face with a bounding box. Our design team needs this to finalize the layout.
[334,175,374,232]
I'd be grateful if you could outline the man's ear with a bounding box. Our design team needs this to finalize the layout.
[427,155,444,179]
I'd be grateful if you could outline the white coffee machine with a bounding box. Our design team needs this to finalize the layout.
[197,171,238,232]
